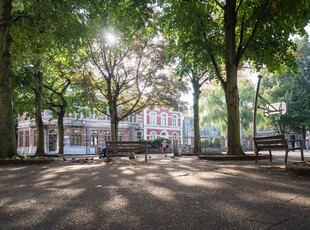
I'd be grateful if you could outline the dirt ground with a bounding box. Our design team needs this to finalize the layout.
[0,152,309,229]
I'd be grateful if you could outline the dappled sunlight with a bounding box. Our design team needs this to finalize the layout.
[119,166,136,175]
[103,194,129,211]
[266,191,310,207]
[144,185,176,202]
[1,156,310,229]
[174,173,226,189]
[65,207,96,225]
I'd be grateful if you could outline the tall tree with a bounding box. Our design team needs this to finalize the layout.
[201,78,255,137]
[260,36,310,141]
[11,0,87,155]
[81,1,186,141]
[181,67,210,154]
[0,0,16,158]
[160,0,310,155]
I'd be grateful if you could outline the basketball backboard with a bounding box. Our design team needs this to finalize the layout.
[264,102,287,116]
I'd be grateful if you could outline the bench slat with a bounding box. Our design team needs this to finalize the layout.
[106,141,148,162]
[254,134,304,163]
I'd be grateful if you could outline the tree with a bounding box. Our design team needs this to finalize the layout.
[160,0,310,155]
[260,36,310,141]
[11,0,87,155]
[81,1,187,141]
[0,0,16,158]
[181,67,210,154]
[201,78,255,137]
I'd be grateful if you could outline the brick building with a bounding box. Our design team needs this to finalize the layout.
[17,108,184,155]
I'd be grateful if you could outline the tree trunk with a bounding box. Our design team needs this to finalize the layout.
[57,99,67,154]
[0,0,16,158]
[224,0,244,155]
[34,71,45,156]
[192,81,201,154]
[57,114,64,154]
[109,107,119,141]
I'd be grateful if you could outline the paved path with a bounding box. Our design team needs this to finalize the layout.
[0,151,309,229]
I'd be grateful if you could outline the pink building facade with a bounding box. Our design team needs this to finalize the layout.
[143,108,183,143]
[17,108,184,155]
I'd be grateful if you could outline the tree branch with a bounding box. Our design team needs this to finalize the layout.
[236,0,270,64]
[214,0,225,10]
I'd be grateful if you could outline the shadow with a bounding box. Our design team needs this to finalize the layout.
[0,154,309,229]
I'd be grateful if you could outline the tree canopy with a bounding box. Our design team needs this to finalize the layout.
[159,0,310,155]
[259,36,310,135]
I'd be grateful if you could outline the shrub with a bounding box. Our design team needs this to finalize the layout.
[210,138,221,148]
[147,137,171,149]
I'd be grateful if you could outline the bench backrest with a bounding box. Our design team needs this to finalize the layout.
[106,141,147,152]
[253,134,288,150]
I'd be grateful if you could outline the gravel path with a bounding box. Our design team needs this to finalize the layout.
[0,153,309,229]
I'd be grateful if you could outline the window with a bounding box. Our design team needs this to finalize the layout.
[150,131,156,140]
[161,131,168,138]
[118,131,122,141]
[91,130,98,146]
[18,131,23,147]
[150,113,156,125]
[25,131,30,147]
[87,112,97,119]
[130,114,137,123]
[172,133,177,140]
[103,114,110,121]
[172,115,178,127]
[137,131,142,140]
[161,113,167,126]
[103,131,110,141]
[70,129,82,146]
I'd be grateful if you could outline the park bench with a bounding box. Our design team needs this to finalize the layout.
[253,134,304,163]
[106,141,148,162]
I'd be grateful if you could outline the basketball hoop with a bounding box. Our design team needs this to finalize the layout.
[264,102,287,117]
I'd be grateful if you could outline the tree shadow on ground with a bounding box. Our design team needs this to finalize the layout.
[0,155,309,229]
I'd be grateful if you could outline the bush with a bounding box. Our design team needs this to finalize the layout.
[210,138,221,148]
[147,137,171,149]
[201,139,210,148]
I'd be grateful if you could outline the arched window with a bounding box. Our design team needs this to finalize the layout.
[161,131,168,138]
[150,131,156,140]
[172,133,178,140]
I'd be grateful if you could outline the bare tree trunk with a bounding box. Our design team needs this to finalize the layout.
[109,107,119,141]
[34,71,45,156]
[0,0,16,158]
[224,0,244,155]
[58,115,64,154]
[192,81,201,154]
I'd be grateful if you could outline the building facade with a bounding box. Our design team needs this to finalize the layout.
[17,108,184,155]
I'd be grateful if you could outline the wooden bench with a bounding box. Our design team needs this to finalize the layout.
[106,141,148,162]
[253,134,304,163]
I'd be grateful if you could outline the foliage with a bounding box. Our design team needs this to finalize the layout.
[79,1,188,140]
[259,36,310,133]
[159,0,310,155]
[0,0,17,158]
[200,78,255,136]
[201,137,221,148]
[211,138,221,148]
[147,137,171,149]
